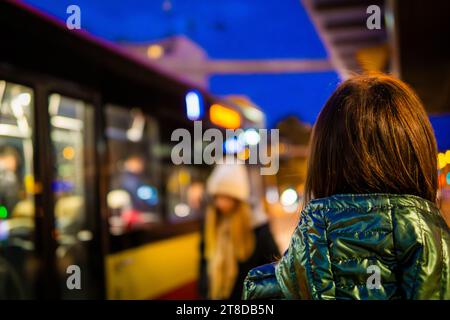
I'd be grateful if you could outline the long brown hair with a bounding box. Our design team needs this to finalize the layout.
[204,201,255,299]
[305,73,438,204]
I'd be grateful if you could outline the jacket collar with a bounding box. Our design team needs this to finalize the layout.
[304,193,439,215]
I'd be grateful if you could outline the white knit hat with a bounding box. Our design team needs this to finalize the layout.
[206,163,250,202]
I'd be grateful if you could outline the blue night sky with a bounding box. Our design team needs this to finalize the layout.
[23,0,450,149]
[23,0,340,126]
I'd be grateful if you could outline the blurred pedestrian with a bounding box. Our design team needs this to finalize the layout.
[199,163,279,300]
[243,73,450,300]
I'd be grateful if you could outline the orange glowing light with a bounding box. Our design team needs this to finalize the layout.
[147,45,164,59]
[209,104,241,129]
[438,153,447,169]
[237,148,250,161]
[63,146,75,160]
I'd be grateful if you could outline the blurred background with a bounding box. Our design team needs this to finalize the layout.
[0,0,449,299]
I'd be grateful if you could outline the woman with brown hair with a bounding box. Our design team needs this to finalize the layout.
[243,73,450,300]
[199,163,279,300]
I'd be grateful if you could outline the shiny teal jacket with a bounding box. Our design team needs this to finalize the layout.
[243,194,450,300]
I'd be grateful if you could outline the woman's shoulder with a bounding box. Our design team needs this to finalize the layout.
[243,262,284,300]
[300,193,446,243]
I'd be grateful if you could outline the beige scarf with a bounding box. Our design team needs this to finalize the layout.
[204,202,255,299]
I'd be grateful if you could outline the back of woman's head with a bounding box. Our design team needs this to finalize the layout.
[305,73,438,203]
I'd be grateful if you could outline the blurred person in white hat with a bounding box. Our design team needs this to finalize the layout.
[199,163,279,300]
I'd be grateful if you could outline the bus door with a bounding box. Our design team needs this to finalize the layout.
[48,93,103,299]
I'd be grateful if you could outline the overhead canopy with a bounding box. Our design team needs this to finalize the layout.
[301,0,389,78]
[302,0,450,115]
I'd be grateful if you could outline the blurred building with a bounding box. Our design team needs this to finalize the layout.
[262,116,312,250]
[123,36,209,87]
[121,35,334,90]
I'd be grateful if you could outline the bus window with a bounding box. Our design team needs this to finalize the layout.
[105,105,161,235]
[0,80,36,299]
[165,166,208,223]
[49,93,97,298]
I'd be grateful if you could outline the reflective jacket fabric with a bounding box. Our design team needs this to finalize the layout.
[243,194,450,300]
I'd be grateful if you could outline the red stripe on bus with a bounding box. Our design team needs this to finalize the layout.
[154,280,199,300]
